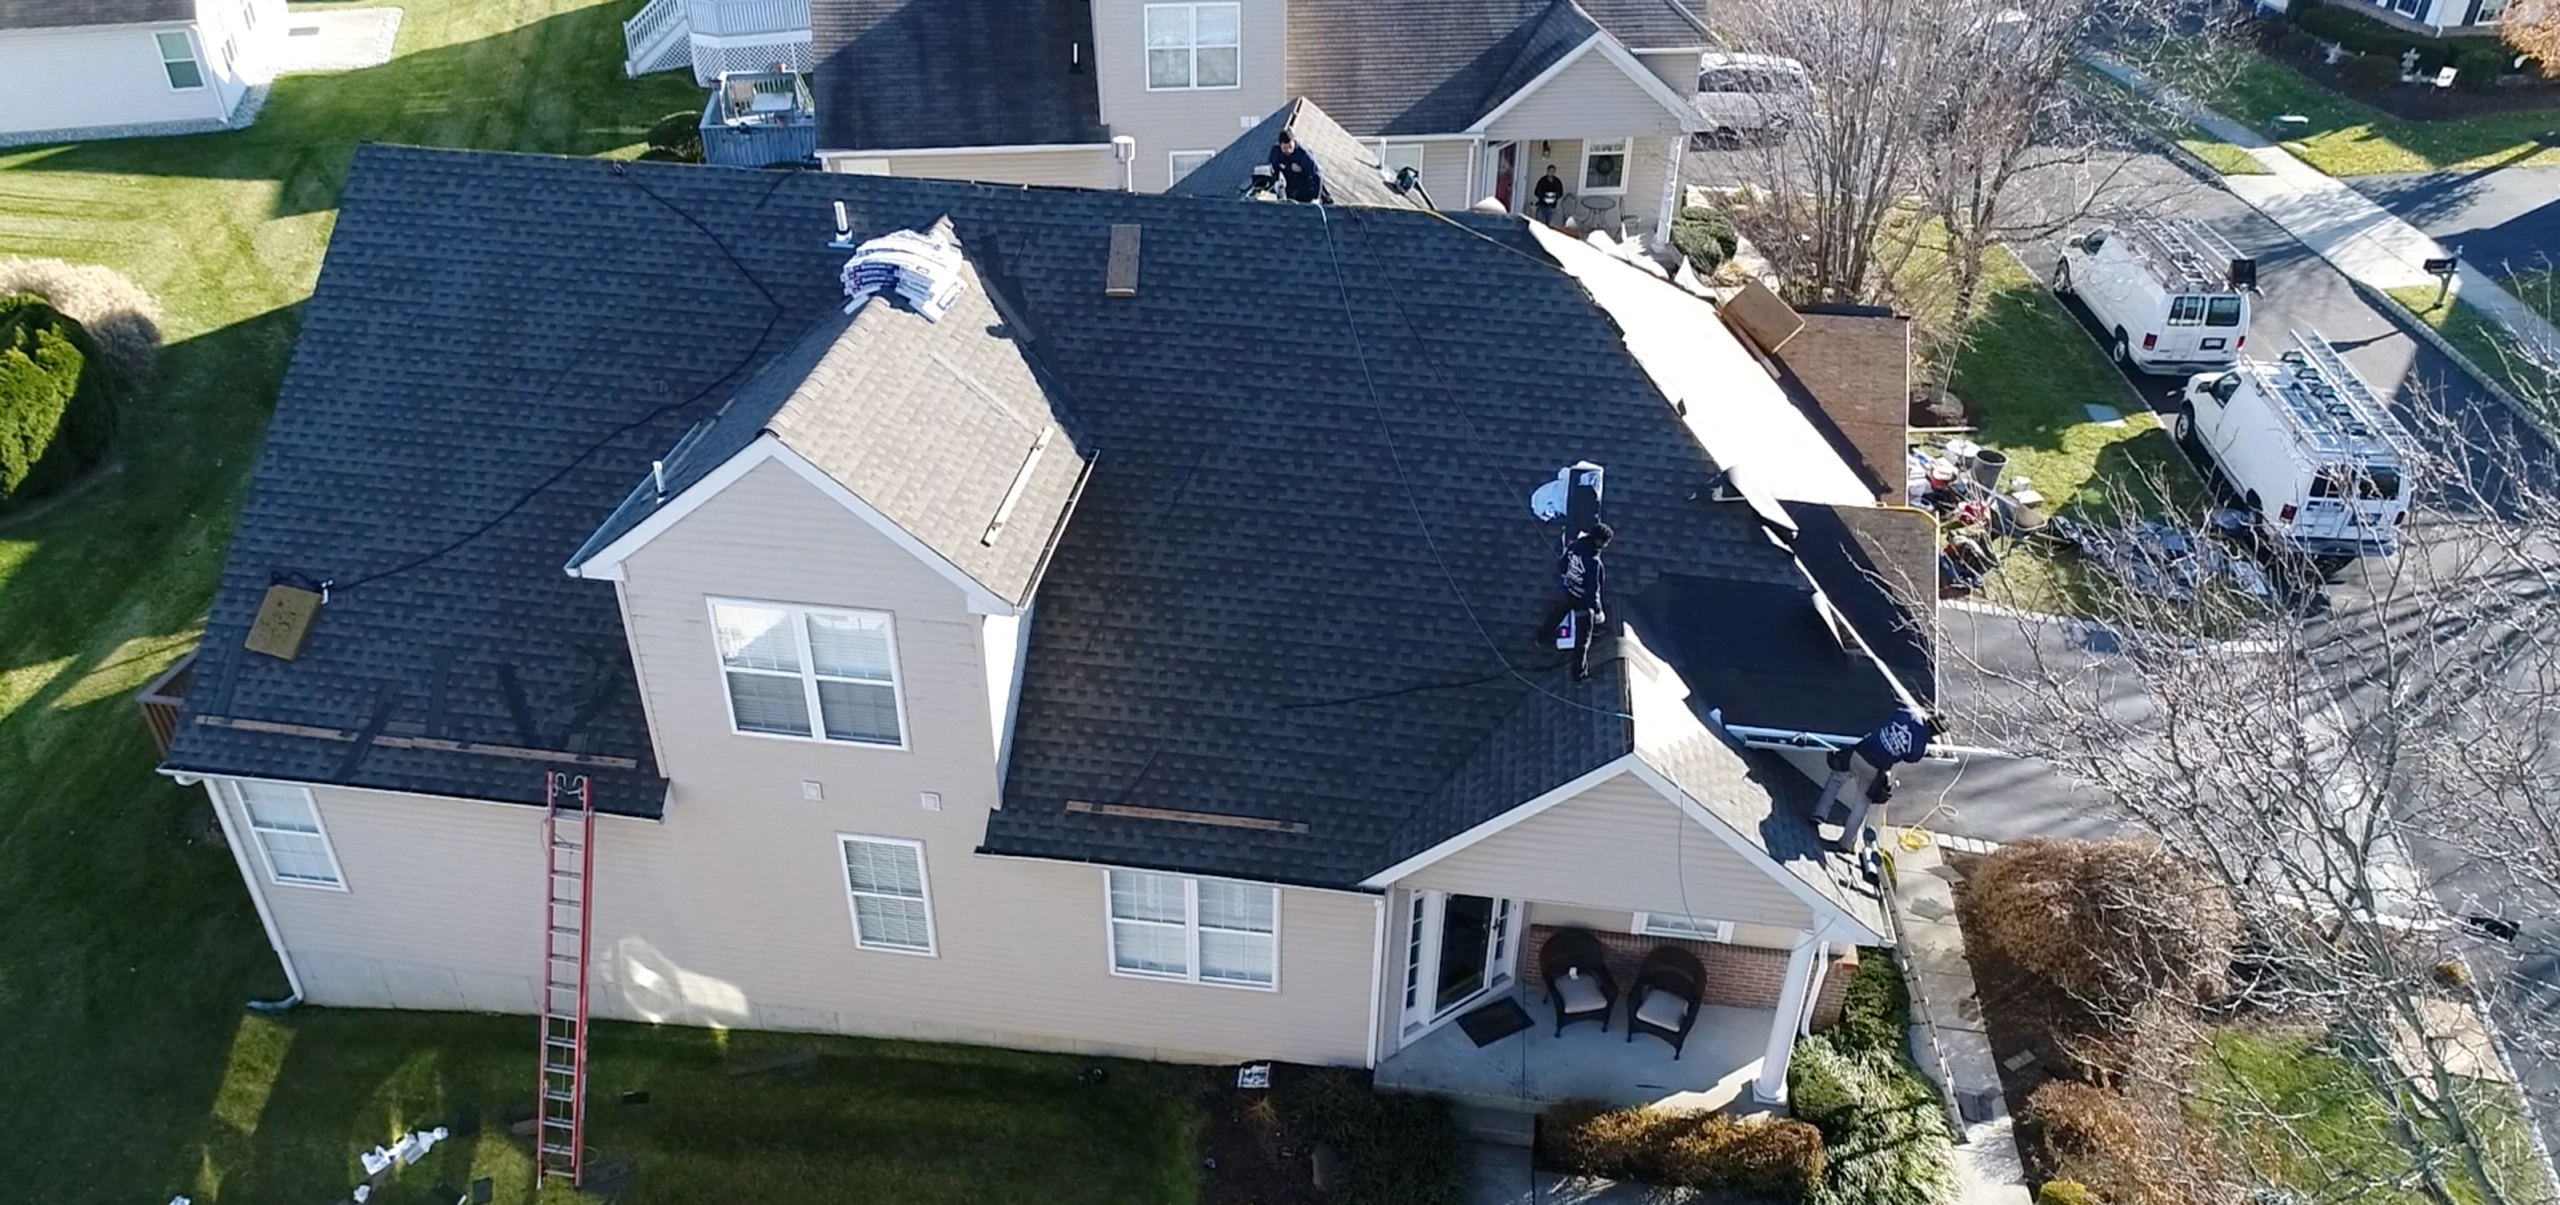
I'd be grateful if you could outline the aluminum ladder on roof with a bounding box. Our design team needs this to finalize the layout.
[537,772,596,1186]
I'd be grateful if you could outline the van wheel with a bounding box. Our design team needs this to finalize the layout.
[2112,329,2133,369]
[2050,259,2073,295]
[2245,490,2264,521]
[2167,410,2191,447]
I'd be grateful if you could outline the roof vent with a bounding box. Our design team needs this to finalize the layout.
[840,225,967,322]
[1105,224,1141,298]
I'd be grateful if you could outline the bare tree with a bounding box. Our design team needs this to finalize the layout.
[1942,392,2560,1205]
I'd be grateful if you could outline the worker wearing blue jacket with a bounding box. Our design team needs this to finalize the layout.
[1539,523,1612,681]
[1267,130,1323,203]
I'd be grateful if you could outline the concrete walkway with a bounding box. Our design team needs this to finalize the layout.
[1892,837,2035,1205]
[2085,55,2560,359]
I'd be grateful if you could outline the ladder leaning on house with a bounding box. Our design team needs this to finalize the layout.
[537,772,596,1186]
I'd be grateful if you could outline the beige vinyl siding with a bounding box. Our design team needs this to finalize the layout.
[820,147,1120,188]
[1090,0,1287,192]
[1635,49,1699,97]
[0,22,233,137]
[240,457,1377,1066]
[1483,50,1690,140]
[1417,140,1475,211]
[1400,773,1815,931]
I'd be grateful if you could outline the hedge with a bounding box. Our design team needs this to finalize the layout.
[1540,1101,1826,1199]
[1788,955,1960,1205]
[1670,206,1740,277]
[0,297,115,506]
[645,109,705,163]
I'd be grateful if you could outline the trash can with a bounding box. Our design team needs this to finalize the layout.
[1970,448,2008,490]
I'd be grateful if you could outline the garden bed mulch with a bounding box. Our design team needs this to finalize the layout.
[2258,31,2560,122]
[1196,1065,1327,1205]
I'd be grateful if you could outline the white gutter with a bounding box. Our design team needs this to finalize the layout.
[1363,896,1386,1069]
[199,779,306,1010]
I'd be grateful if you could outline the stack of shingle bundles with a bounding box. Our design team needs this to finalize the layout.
[839,228,967,322]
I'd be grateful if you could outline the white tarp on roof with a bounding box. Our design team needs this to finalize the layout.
[1529,223,1873,509]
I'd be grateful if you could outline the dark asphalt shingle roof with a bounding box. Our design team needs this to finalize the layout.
[1287,0,1699,135]
[171,145,1906,892]
[570,228,1088,606]
[809,0,1105,150]
[1167,99,1427,210]
[0,0,190,29]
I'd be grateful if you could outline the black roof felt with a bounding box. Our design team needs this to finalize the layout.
[169,145,1909,890]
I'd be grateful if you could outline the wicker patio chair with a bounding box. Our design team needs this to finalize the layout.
[1540,927,1620,1036]
[1625,944,1707,1058]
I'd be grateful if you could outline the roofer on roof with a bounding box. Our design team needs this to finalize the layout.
[1268,129,1322,203]
[1540,522,1612,682]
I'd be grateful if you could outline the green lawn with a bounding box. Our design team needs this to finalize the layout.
[2200,1027,2555,1205]
[0,4,1214,1202]
[2386,284,2559,421]
[2153,42,2560,176]
[2076,68,2270,176]
[1903,236,2214,614]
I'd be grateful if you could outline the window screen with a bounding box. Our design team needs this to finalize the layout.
[239,781,341,887]
[156,30,204,89]
[713,601,904,746]
[841,837,933,952]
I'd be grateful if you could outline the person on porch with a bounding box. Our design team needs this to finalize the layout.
[1533,165,1565,226]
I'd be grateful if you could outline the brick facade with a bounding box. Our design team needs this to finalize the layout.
[1524,924,1862,1029]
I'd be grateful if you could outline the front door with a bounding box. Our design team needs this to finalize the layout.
[1490,141,1518,211]
[1400,891,1518,1044]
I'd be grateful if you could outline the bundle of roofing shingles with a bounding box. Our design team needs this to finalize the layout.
[838,227,967,322]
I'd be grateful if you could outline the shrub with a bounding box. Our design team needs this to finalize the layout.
[2340,52,2408,90]
[2027,1080,2221,1205]
[645,109,705,163]
[1669,206,1739,277]
[1789,1032,1959,1205]
[1539,1102,1825,1197]
[1965,836,2239,1017]
[2451,43,2511,89]
[1834,952,1908,1057]
[1280,1068,1467,1205]
[2037,1178,2102,1205]
[0,258,161,390]
[0,298,116,506]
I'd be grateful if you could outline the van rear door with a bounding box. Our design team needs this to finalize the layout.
[2291,465,2402,549]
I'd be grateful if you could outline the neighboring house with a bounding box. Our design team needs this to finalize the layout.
[624,0,813,84]
[2325,0,2513,34]
[0,0,284,146]
[158,144,1935,1113]
[780,0,1709,239]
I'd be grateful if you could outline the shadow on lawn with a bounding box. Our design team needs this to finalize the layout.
[12,1,695,217]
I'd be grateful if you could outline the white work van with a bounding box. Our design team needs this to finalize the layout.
[2171,330,2416,563]
[1693,53,1810,143]
[2052,215,2256,374]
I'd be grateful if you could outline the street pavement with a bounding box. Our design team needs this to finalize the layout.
[2349,167,2560,281]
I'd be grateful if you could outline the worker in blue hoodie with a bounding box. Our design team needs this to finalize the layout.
[1538,522,1612,681]
[1267,129,1323,203]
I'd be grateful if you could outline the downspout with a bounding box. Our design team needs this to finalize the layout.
[1363,895,1386,1069]
[1799,940,1832,1036]
[197,778,306,1012]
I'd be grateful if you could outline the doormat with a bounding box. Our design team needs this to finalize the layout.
[1456,998,1534,1047]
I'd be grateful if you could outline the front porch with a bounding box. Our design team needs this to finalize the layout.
[1478,136,1684,244]
[1378,986,1779,1113]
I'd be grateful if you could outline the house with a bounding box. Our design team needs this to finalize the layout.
[2319,0,2514,35]
[0,0,284,146]
[157,142,1938,1113]
[623,0,813,84]
[763,0,1709,239]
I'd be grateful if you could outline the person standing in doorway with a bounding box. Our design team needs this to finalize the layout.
[1539,522,1612,681]
[1268,130,1323,203]
[1533,165,1565,226]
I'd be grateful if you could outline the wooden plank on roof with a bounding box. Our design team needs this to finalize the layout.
[1064,798,1308,834]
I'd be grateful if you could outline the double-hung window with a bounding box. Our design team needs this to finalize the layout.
[1634,912,1734,943]
[238,781,344,888]
[1379,142,1427,184]
[1145,3,1240,90]
[839,835,935,954]
[711,600,905,747]
[157,30,205,90]
[1168,149,1216,183]
[1107,869,1277,987]
[1580,139,1629,195]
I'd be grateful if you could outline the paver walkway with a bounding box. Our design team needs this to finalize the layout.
[2086,55,2560,359]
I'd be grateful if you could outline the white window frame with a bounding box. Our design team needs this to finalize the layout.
[1633,912,1733,942]
[837,834,937,956]
[1579,138,1630,196]
[1168,149,1216,184]
[708,598,910,750]
[155,29,205,91]
[232,780,346,891]
[1103,869,1280,990]
[1378,141,1428,183]
[1142,2,1241,92]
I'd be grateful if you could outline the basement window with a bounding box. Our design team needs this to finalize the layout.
[711,600,906,748]
[157,30,205,90]
[237,781,344,889]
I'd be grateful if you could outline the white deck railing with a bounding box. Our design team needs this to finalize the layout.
[685,0,809,38]
[622,0,690,75]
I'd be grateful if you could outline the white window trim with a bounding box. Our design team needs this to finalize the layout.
[156,28,205,91]
[230,780,347,892]
[1102,868,1280,991]
[1579,138,1630,196]
[1633,911,1733,943]
[837,834,937,956]
[707,597,911,751]
[1376,140,1428,182]
[1142,2,1242,92]
[1168,149,1216,184]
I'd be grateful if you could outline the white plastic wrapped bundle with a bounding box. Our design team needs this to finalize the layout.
[839,228,967,322]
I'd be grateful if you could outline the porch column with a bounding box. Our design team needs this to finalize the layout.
[1752,930,1823,1103]
[1653,134,1682,242]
